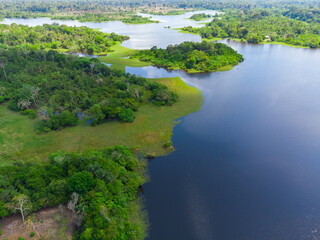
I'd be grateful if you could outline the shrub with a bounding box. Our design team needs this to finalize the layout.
[118,108,135,122]
[164,141,173,150]
[57,110,78,127]
[152,87,178,106]
[21,109,37,119]
[30,232,35,237]
[0,96,4,103]
[7,100,19,111]
[34,120,51,134]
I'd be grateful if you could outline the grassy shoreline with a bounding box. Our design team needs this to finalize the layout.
[0,45,203,162]
[0,78,203,162]
[99,44,151,71]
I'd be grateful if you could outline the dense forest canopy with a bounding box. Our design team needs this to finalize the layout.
[0,23,128,54]
[132,41,244,73]
[0,0,320,26]
[0,0,320,13]
[283,6,320,23]
[0,47,177,132]
[39,13,158,24]
[181,9,320,48]
[0,146,147,240]
[1,0,320,22]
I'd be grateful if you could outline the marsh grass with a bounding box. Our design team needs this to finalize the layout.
[0,76,203,162]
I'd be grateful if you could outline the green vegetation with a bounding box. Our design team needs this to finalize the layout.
[0,146,148,240]
[50,13,127,23]
[100,44,152,71]
[131,41,243,73]
[142,10,187,15]
[1,0,320,23]
[0,23,128,54]
[121,15,159,24]
[53,14,159,24]
[189,13,214,21]
[0,74,202,161]
[283,6,320,23]
[0,0,160,24]
[0,47,177,132]
[181,9,320,48]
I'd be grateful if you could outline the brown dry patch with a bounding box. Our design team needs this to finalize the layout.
[0,206,73,240]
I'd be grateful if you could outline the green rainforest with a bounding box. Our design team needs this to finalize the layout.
[181,9,320,48]
[0,23,128,54]
[0,146,148,240]
[0,47,177,132]
[1,0,320,239]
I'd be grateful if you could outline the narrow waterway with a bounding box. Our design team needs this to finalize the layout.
[3,12,320,240]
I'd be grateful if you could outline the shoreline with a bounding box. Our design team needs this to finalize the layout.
[176,28,311,49]
[0,44,204,162]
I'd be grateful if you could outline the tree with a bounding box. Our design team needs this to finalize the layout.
[58,110,78,127]
[68,192,85,228]
[118,108,135,122]
[0,57,8,80]
[6,194,32,223]
[68,171,96,195]
[88,104,105,126]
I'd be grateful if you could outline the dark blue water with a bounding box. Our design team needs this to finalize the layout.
[130,41,320,240]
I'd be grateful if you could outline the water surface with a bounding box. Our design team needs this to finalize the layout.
[1,10,217,49]
[142,41,320,240]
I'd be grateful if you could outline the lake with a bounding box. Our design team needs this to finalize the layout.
[3,12,320,240]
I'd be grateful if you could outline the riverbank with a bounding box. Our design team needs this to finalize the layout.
[99,44,151,71]
[176,28,310,49]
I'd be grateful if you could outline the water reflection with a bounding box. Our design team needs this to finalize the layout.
[139,41,320,240]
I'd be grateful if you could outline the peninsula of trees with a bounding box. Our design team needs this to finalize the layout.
[0,23,128,54]
[132,41,244,73]
[0,47,178,132]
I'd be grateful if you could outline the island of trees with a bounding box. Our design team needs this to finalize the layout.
[52,14,159,24]
[132,41,244,73]
[189,13,213,21]
[181,9,320,48]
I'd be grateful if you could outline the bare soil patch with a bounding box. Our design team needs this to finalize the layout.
[0,205,73,240]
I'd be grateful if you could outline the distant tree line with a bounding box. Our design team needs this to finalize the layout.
[283,6,320,23]
[0,23,128,54]
[1,0,320,14]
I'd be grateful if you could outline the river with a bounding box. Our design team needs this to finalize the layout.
[3,11,320,240]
